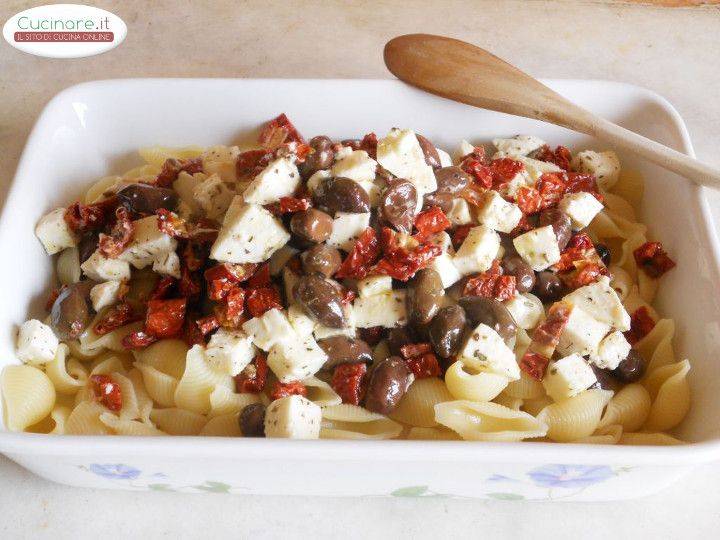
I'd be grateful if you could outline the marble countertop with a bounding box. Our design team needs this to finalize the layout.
[1,1,720,538]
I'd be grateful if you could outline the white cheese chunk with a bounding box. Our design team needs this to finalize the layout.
[447,198,474,226]
[243,157,301,205]
[152,250,181,279]
[306,169,331,194]
[81,250,131,282]
[492,135,546,157]
[559,192,604,230]
[264,395,321,439]
[454,140,476,162]
[543,354,597,402]
[476,191,522,233]
[499,169,534,199]
[557,306,611,357]
[353,290,407,328]
[513,225,561,271]
[331,149,377,183]
[512,155,563,182]
[173,171,205,215]
[90,281,122,312]
[287,303,316,337]
[571,150,621,191]
[210,199,290,263]
[589,331,631,370]
[201,145,241,183]
[459,323,520,380]
[193,173,235,220]
[35,208,77,255]
[326,212,371,251]
[437,148,453,167]
[452,225,500,276]
[242,308,295,351]
[563,276,630,331]
[428,231,454,253]
[267,334,328,382]
[16,320,59,365]
[357,275,393,298]
[377,128,437,197]
[119,216,178,269]
[503,293,544,330]
[430,252,462,288]
[205,328,256,376]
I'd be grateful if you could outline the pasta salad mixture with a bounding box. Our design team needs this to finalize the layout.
[1,114,689,443]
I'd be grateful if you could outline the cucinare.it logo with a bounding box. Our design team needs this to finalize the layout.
[2,4,126,58]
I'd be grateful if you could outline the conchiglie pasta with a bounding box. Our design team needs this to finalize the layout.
[139,145,204,167]
[598,384,651,432]
[1,365,56,432]
[174,345,233,414]
[127,368,153,423]
[503,370,546,400]
[570,424,623,445]
[65,401,110,435]
[609,169,644,211]
[537,389,613,442]
[133,339,188,379]
[50,405,72,434]
[643,359,691,432]
[111,371,140,421]
[635,319,675,374]
[608,265,632,301]
[321,404,403,440]
[56,247,81,285]
[444,359,509,402]
[619,432,684,446]
[83,175,123,204]
[134,362,178,408]
[406,426,461,440]
[200,413,242,436]
[45,344,88,395]
[79,318,144,356]
[302,376,342,407]
[150,408,207,435]
[208,385,261,417]
[521,396,552,416]
[434,400,547,442]
[99,412,166,436]
[493,393,523,411]
[389,377,454,428]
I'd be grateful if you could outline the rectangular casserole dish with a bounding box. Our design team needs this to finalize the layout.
[1,78,719,500]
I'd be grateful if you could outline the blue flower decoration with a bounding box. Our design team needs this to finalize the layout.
[528,464,613,489]
[89,463,141,480]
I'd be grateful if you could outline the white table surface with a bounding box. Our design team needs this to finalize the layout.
[1,1,720,538]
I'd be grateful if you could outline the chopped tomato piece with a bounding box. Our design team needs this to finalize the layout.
[515,186,542,215]
[156,208,188,239]
[64,197,118,233]
[413,206,451,242]
[269,380,308,400]
[624,306,656,345]
[531,302,571,357]
[246,263,272,289]
[633,241,676,278]
[400,342,433,359]
[179,266,202,299]
[245,287,282,318]
[196,315,221,336]
[565,172,603,202]
[259,113,305,150]
[519,351,550,381]
[533,145,572,171]
[94,302,140,335]
[560,262,608,290]
[215,286,246,328]
[331,363,367,405]
[536,172,567,210]
[121,331,158,349]
[373,227,441,282]
[149,276,176,300]
[236,149,270,179]
[451,224,473,249]
[462,260,517,301]
[335,227,380,279]
[406,352,441,379]
[235,354,268,393]
[489,158,525,190]
[145,298,187,338]
[98,207,135,258]
[90,374,122,412]
[155,157,203,188]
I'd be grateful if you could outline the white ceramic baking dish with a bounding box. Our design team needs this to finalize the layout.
[1,79,719,500]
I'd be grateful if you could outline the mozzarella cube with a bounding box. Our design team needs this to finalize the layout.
[210,199,290,263]
[16,320,58,365]
[242,308,295,351]
[513,155,563,182]
[542,354,597,402]
[174,171,205,215]
[201,145,241,183]
[563,276,630,331]
[571,150,621,190]
[354,290,407,328]
[504,293,544,330]
[193,173,235,220]
[452,225,500,276]
[559,192,603,230]
[306,170,331,194]
[590,331,631,370]
[205,328,256,376]
[90,281,122,312]
[287,303,316,337]
[476,191,522,233]
[447,198,474,226]
[377,128,437,197]
[326,212,371,251]
[35,208,77,255]
[81,250,131,281]
[430,252,462,288]
[267,334,328,382]
[357,275,393,298]
[152,250,181,279]
[437,148,453,167]
[331,150,377,183]
[557,306,611,356]
[492,135,546,157]
[513,225,561,271]
[499,169,534,199]
[428,231,454,253]
[119,216,178,269]
[455,140,476,161]
[264,395,321,439]
[243,157,301,205]
[459,323,520,380]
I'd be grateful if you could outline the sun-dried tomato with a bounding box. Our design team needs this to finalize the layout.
[235,354,268,393]
[281,196,312,214]
[536,172,567,210]
[359,132,379,159]
[215,286,246,327]
[554,232,599,273]
[246,287,282,318]
[196,314,221,336]
[565,172,603,202]
[179,266,202,299]
[236,149,269,179]
[98,207,135,258]
[624,306,656,345]
[531,302,571,357]
[461,156,493,189]
[205,262,257,300]
[633,241,676,279]
[451,224,473,249]
[515,186,542,215]
[400,342,432,359]
[269,380,308,401]
[259,113,305,150]
[489,158,525,190]
[341,288,357,305]
[534,145,572,171]
[156,208,188,239]
[94,302,140,335]
[561,262,608,290]
[64,198,117,233]
[246,263,271,289]
[145,298,187,338]
[509,214,533,236]
[45,287,63,312]
[335,227,380,280]
[413,206,451,242]
[358,326,385,346]
[373,227,441,281]
[406,352,441,379]
[187,219,220,244]
[331,363,367,405]
[149,276,176,300]
[181,241,209,272]
[182,312,207,347]
[459,182,486,207]
[462,260,517,301]
[121,331,158,349]
[519,351,550,381]
[155,157,203,188]
[90,374,122,412]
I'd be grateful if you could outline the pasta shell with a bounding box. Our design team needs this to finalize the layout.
[636,319,675,374]
[50,405,72,434]
[134,362,178,408]
[643,359,691,432]
[503,370,545,400]
[99,412,166,436]
[127,368,154,423]
[571,424,622,445]
[389,378,453,428]
[200,413,242,436]
[65,401,110,435]
[208,386,261,418]
[133,339,188,379]
[444,359,509,402]
[434,400,547,442]
[598,384,651,432]
[322,404,402,440]
[150,408,207,435]
[139,145,204,167]
[174,345,233,414]
[537,389,613,442]
[406,426,460,440]
[302,376,342,407]
[45,344,88,395]
[1,365,56,432]
[56,247,81,285]
[619,432,684,446]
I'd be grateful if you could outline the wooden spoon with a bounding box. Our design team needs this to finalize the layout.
[384,33,720,188]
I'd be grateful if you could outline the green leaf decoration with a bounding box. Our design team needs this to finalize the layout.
[391,486,429,497]
[486,492,524,500]
[147,483,175,492]
[194,481,232,493]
